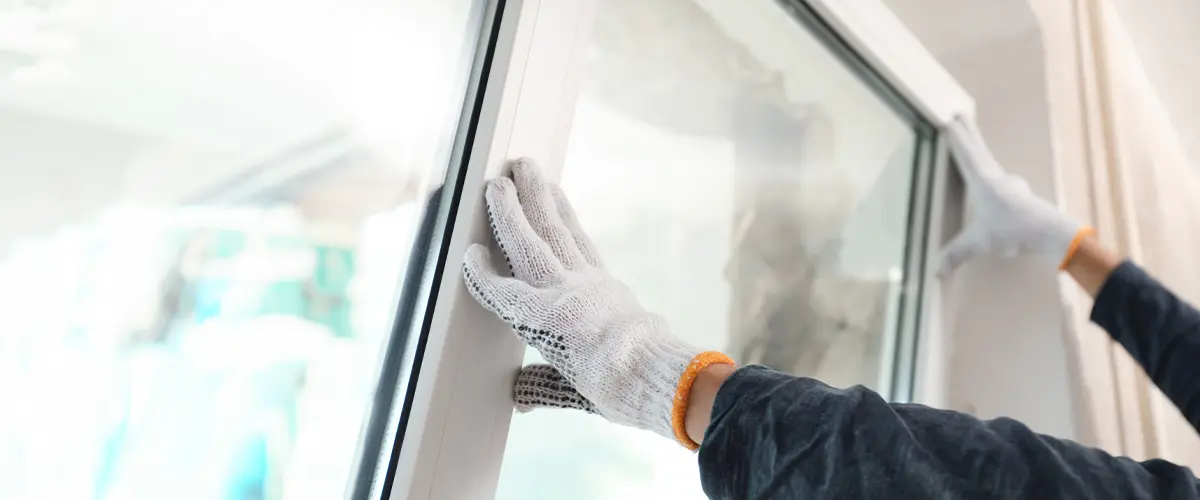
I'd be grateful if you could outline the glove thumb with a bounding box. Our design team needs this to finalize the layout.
[513,364,597,414]
[938,225,989,277]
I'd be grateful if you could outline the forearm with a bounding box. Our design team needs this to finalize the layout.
[684,362,736,445]
[695,366,1194,499]
[1062,234,1200,430]
[1063,235,1122,297]
[1085,260,1200,432]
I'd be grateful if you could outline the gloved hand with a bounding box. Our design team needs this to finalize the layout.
[462,159,733,450]
[939,117,1094,274]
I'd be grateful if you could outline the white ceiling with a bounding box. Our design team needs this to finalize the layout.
[0,0,463,151]
[882,0,1039,55]
[0,0,463,247]
[0,0,325,151]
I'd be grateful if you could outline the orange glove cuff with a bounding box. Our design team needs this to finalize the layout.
[671,351,736,451]
[1058,226,1096,270]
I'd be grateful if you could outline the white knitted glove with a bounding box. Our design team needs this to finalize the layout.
[462,158,733,449]
[939,117,1093,274]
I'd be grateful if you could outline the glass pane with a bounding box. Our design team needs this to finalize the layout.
[0,1,482,499]
[496,0,929,498]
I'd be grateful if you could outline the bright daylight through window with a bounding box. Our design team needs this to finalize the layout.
[0,0,481,498]
[494,0,934,498]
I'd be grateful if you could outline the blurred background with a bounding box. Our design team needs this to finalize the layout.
[0,0,473,498]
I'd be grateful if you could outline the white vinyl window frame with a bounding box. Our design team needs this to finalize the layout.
[377,1,975,498]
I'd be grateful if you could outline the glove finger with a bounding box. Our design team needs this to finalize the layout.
[549,184,606,270]
[937,225,988,277]
[513,364,597,414]
[946,117,1006,189]
[510,158,589,270]
[462,244,536,326]
[485,177,566,286]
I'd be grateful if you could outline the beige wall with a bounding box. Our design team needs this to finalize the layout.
[1108,0,1200,170]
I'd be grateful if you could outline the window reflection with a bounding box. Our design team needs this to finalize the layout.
[0,0,480,498]
[0,199,419,499]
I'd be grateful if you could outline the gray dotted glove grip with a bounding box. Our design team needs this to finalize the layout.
[514,364,597,414]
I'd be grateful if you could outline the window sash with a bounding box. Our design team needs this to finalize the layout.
[379,1,973,498]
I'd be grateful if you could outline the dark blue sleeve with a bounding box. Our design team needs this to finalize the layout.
[697,366,1199,499]
[1091,260,1200,431]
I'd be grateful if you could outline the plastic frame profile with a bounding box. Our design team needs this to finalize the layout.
[790,0,973,408]
[383,0,601,498]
